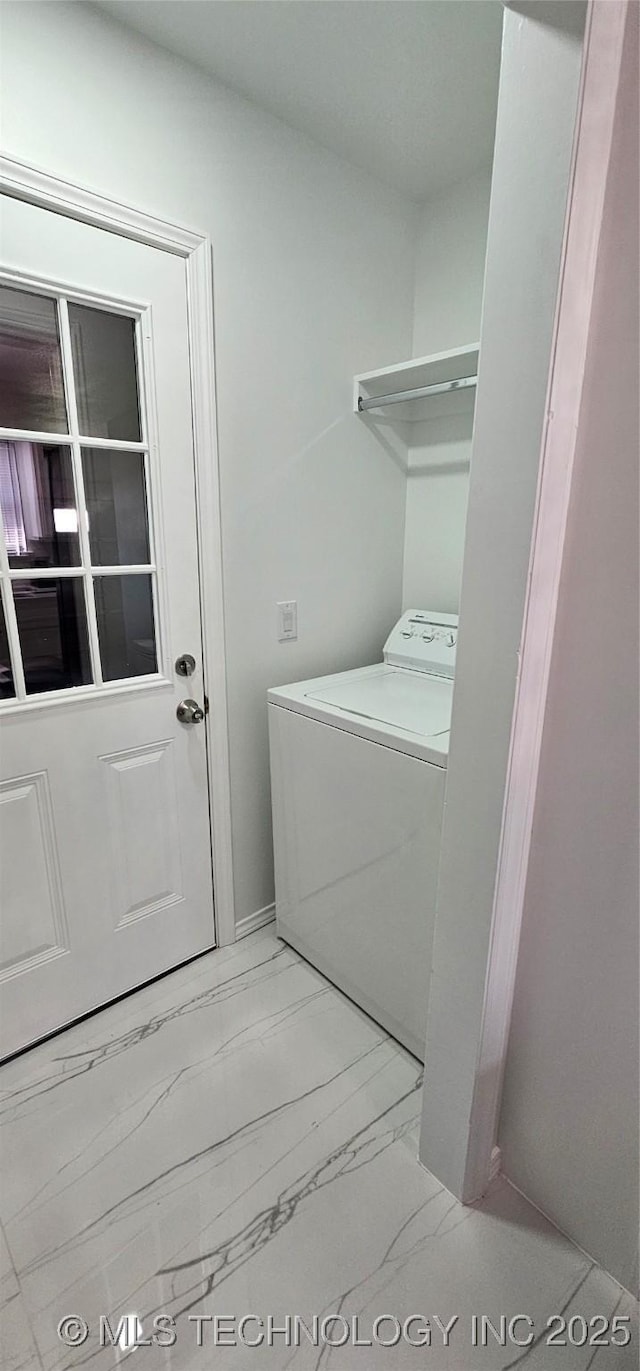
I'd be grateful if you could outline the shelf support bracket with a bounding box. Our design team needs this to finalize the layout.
[358,373,477,412]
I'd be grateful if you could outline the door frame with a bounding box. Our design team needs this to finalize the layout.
[0,152,236,947]
[461,0,631,1195]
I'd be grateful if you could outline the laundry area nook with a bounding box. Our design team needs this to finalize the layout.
[0,1,637,1368]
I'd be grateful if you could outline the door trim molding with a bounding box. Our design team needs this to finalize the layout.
[463,0,630,1196]
[0,152,236,946]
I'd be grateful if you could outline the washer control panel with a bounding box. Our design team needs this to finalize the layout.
[383,609,458,677]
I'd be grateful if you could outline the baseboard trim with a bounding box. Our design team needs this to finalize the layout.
[235,903,276,940]
[489,1145,502,1183]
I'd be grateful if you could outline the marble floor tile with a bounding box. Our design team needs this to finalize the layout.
[0,927,636,1371]
[0,1222,42,1371]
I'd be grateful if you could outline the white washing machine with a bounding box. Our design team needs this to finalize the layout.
[268,610,457,1059]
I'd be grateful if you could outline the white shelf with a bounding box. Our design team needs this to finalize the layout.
[354,344,479,423]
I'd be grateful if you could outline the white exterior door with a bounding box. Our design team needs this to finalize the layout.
[0,195,216,1057]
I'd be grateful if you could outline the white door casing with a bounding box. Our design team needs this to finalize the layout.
[0,163,235,1056]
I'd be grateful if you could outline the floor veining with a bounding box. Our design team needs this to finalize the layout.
[0,927,636,1370]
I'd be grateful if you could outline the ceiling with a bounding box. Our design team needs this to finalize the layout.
[93,1,503,203]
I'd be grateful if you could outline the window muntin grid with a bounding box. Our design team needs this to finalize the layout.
[0,282,161,704]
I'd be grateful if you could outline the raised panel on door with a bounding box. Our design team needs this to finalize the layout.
[102,739,183,928]
[0,772,68,978]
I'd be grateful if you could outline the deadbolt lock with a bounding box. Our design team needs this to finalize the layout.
[175,652,196,677]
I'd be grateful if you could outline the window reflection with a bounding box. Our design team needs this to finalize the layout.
[0,286,68,433]
[94,574,157,681]
[69,304,141,442]
[0,598,15,698]
[82,448,150,565]
[13,577,92,694]
[0,442,80,568]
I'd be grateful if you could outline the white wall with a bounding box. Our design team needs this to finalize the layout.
[402,171,491,612]
[0,1,418,926]
[499,1,639,1292]
[412,169,492,359]
[419,1,585,1199]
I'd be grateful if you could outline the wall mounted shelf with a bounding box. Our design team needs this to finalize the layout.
[354,344,479,422]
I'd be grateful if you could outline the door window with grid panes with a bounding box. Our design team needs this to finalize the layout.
[0,284,160,701]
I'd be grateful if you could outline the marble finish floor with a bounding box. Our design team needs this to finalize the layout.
[0,926,636,1371]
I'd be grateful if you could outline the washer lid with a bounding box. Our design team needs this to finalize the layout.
[306,667,452,738]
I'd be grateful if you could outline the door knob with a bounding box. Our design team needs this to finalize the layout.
[176,698,205,724]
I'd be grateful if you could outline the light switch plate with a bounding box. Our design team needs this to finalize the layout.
[277,600,298,641]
